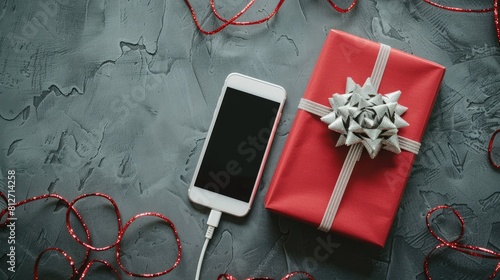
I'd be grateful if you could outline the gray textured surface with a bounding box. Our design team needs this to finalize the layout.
[0,0,500,279]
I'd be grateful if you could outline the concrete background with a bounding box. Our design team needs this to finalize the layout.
[0,0,499,279]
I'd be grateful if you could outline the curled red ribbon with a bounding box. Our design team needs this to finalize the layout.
[217,270,314,280]
[0,192,181,279]
[424,0,500,45]
[184,0,499,45]
[424,205,500,279]
[488,129,500,169]
[183,0,357,35]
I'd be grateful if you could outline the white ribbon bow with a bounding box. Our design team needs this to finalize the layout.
[320,77,409,159]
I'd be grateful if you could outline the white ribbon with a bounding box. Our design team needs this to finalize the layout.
[297,43,421,232]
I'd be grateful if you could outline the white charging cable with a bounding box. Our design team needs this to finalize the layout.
[195,209,222,280]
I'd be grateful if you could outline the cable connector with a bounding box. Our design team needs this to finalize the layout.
[205,209,221,240]
[207,209,222,228]
[195,209,222,280]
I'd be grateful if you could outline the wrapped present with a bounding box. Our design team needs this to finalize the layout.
[264,29,445,247]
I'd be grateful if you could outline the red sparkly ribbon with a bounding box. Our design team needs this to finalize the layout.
[184,0,499,45]
[217,271,314,280]
[488,129,500,169]
[424,205,500,279]
[183,0,357,35]
[424,0,500,45]
[0,192,181,279]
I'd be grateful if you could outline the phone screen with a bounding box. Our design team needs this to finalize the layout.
[194,87,280,202]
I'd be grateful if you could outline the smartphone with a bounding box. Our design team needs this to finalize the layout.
[188,73,286,217]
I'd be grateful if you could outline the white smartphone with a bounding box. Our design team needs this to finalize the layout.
[188,73,286,217]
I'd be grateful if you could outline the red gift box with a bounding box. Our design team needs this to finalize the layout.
[264,30,445,247]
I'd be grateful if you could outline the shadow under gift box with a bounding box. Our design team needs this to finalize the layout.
[264,29,445,247]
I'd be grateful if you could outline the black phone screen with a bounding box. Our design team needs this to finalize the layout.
[194,87,280,202]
